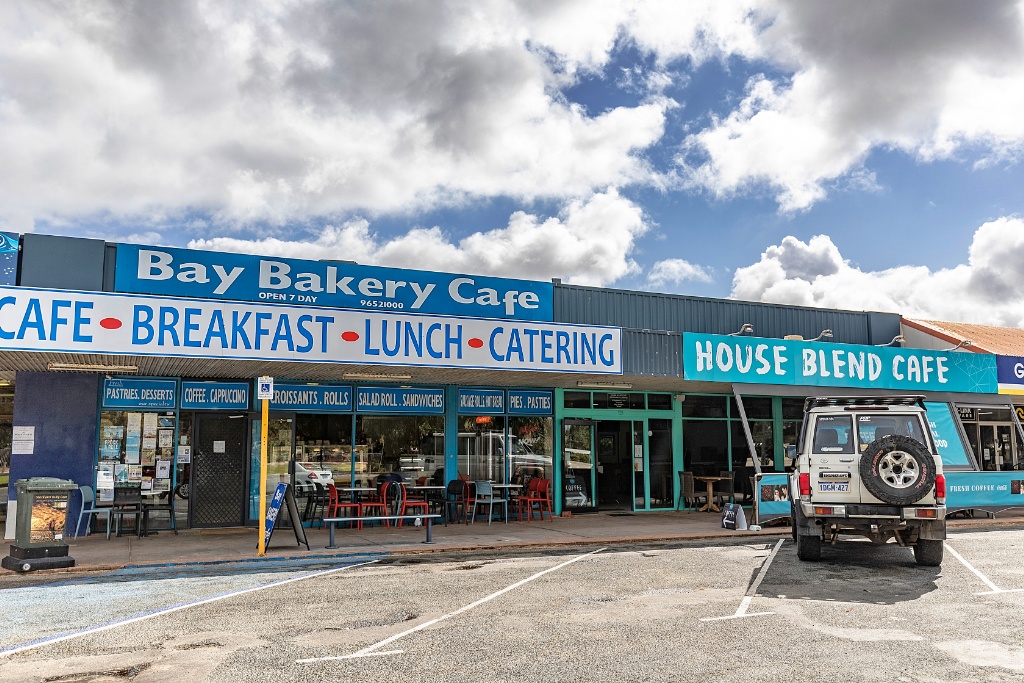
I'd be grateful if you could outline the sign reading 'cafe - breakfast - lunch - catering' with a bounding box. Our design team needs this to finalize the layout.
[0,286,621,374]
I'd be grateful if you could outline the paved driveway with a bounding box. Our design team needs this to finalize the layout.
[1,527,1023,682]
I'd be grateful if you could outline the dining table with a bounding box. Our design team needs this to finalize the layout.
[341,486,376,502]
[408,485,445,513]
[692,475,730,513]
[490,483,522,499]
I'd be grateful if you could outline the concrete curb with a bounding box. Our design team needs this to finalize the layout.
[7,514,1022,577]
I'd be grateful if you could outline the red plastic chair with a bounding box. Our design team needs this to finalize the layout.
[358,481,388,529]
[518,478,553,522]
[460,481,478,525]
[327,483,360,528]
[396,482,430,527]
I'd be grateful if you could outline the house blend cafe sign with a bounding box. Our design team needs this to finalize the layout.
[683,332,997,393]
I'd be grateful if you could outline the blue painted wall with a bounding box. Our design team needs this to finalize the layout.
[9,371,100,535]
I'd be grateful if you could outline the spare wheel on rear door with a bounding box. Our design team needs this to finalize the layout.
[858,435,936,505]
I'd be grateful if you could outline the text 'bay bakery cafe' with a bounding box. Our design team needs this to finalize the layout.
[2,232,1024,539]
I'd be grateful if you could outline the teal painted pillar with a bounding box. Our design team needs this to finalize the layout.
[673,395,684,507]
[444,385,459,484]
[552,388,563,516]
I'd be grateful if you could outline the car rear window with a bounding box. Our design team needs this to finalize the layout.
[813,415,854,454]
[856,414,926,450]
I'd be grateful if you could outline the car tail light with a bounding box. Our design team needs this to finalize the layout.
[914,509,937,518]
[799,472,810,497]
[814,506,833,515]
[308,472,318,479]
[934,474,945,503]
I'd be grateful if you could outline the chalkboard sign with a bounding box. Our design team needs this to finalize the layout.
[262,483,309,550]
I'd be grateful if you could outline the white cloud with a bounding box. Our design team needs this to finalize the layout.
[2,0,1023,231]
[646,258,713,288]
[189,189,648,287]
[0,1,672,229]
[681,1,1024,211]
[731,219,1024,326]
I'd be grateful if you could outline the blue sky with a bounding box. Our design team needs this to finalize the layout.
[2,1,1024,325]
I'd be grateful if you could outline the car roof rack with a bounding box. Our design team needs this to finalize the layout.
[804,395,926,411]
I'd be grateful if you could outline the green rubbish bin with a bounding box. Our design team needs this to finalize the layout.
[2,477,79,572]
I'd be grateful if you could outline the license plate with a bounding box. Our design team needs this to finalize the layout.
[818,482,850,492]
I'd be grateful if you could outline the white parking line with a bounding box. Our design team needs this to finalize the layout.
[297,547,607,663]
[701,538,784,622]
[944,542,1024,595]
[0,560,379,659]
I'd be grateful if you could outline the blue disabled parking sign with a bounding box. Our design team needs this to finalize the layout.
[257,376,274,400]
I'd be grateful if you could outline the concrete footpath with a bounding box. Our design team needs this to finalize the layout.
[11,508,1024,573]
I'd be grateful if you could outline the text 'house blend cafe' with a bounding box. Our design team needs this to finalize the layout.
[3,241,626,536]
[684,333,1024,521]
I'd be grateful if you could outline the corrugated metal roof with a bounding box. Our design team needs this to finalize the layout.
[904,318,1024,355]
[622,329,682,377]
[554,285,898,345]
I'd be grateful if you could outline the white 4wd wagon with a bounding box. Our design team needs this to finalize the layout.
[789,396,946,566]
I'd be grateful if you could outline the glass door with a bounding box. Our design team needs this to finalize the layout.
[247,415,294,523]
[562,419,596,512]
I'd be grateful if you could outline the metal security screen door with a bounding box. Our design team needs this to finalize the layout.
[190,414,248,528]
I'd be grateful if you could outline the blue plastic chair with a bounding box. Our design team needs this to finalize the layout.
[70,485,112,539]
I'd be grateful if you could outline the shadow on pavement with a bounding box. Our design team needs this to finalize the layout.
[759,539,941,605]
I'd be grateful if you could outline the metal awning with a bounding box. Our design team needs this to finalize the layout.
[0,349,694,392]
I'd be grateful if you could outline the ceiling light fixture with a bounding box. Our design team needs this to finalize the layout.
[576,381,633,390]
[342,372,413,381]
[727,323,754,336]
[876,335,906,347]
[943,339,973,352]
[47,362,139,374]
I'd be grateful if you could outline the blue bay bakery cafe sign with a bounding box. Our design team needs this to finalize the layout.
[114,244,553,321]
[683,333,998,393]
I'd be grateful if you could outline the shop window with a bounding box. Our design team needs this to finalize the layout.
[98,410,177,502]
[355,415,444,487]
[732,396,772,420]
[682,395,727,419]
[976,407,1013,423]
[509,416,554,485]
[563,392,591,409]
[649,419,673,508]
[176,412,193,509]
[683,420,728,475]
[0,386,12,498]
[781,398,804,421]
[295,414,355,485]
[647,394,672,410]
[457,415,507,482]
[732,420,775,473]
[781,421,801,468]
[248,417,295,521]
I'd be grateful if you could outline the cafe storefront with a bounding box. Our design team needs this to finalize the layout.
[16,231,1023,538]
[679,332,1024,522]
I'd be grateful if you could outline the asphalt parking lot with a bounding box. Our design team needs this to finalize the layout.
[1,527,1023,682]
